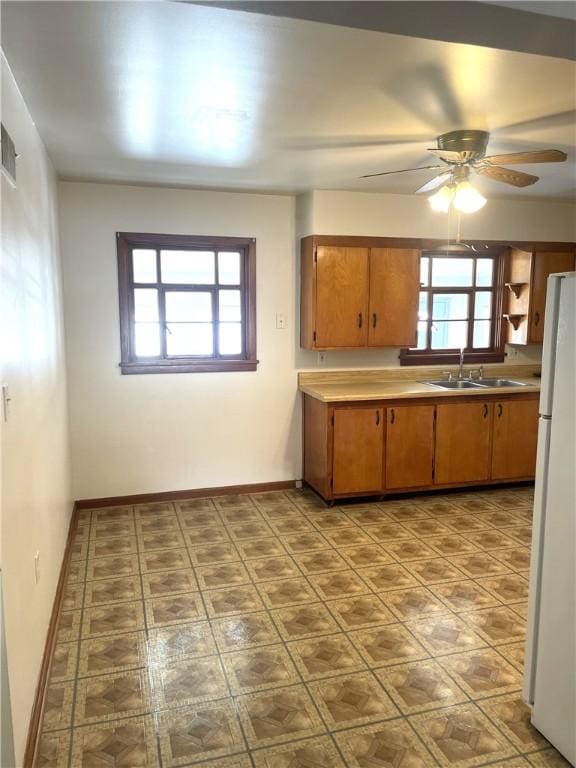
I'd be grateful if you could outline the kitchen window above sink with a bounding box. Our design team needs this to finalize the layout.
[401,249,506,367]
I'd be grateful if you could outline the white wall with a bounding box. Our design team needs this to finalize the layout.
[58,182,299,500]
[304,189,576,241]
[1,57,71,766]
[60,182,574,501]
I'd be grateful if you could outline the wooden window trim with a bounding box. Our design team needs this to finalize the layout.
[400,248,507,366]
[117,232,257,374]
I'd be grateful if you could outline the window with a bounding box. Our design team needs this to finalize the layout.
[117,232,257,374]
[400,249,505,366]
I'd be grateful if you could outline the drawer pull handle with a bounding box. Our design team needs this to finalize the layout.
[534,311,540,326]
[372,313,377,328]
[358,312,363,328]
[376,410,380,426]
[497,403,503,418]
[483,403,489,418]
[390,408,395,424]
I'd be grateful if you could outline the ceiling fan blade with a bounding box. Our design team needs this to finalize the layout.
[481,149,567,165]
[415,172,453,194]
[427,148,463,162]
[474,165,539,187]
[497,110,576,135]
[360,164,443,179]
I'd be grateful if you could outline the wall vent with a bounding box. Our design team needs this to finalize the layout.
[1,124,17,186]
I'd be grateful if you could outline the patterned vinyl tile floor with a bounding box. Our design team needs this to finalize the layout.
[36,485,571,768]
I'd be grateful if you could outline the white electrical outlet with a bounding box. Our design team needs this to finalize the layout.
[276,313,286,330]
[34,551,40,584]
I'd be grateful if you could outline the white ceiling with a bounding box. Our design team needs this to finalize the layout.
[2,1,575,198]
[485,2,576,20]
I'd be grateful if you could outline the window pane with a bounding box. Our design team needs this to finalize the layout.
[218,252,241,285]
[134,322,160,356]
[134,289,158,321]
[473,320,491,348]
[166,292,212,322]
[476,259,494,287]
[166,323,213,355]
[431,258,473,287]
[219,290,241,322]
[432,294,469,320]
[420,257,429,287]
[160,250,215,284]
[133,249,157,283]
[219,322,242,354]
[431,321,468,349]
[418,291,428,320]
[475,291,492,319]
[415,321,427,350]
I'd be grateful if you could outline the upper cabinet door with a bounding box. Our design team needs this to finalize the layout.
[368,248,419,347]
[530,252,576,343]
[315,247,369,348]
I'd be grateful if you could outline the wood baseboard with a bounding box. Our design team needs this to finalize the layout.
[76,479,298,510]
[23,503,79,768]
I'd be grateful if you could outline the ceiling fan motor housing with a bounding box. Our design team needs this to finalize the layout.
[437,130,490,161]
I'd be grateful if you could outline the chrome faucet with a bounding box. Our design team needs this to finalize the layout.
[458,348,465,380]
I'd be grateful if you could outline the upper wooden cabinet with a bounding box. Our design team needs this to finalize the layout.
[368,248,420,347]
[505,249,575,344]
[315,246,369,348]
[301,237,419,349]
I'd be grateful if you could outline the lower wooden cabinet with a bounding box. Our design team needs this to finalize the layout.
[333,407,384,494]
[302,392,539,501]
[492,399,539,480]
[434,402,493,485]
[385,405,435,489]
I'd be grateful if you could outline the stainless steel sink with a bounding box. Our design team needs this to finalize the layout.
[423,380,486,390]
[475,379,529,388]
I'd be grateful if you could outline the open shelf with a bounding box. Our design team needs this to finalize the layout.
[505,282,528,299]
[503,313,526,331]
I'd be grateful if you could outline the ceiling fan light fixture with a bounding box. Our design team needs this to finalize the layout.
[452,181,487,213]
[428,184,454,213]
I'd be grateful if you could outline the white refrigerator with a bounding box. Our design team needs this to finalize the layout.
[524,271,575,765]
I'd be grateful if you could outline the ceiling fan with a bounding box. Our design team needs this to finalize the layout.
[362,130,568,213]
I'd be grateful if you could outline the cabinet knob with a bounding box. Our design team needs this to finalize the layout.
[483,403,489,418]
[534,311,540,326]
[358,312,363,328]
[497,403,503,418]
[390,408,395,424]
[376,410,380,426]
[372,313,377,329]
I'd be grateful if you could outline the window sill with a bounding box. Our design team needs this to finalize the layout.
[120,359,258,374]
[400,351,505,366]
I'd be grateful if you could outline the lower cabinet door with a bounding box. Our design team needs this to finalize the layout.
[332,407,384,494]
[492,398,539,479]
[385,405,435,489]
[435,402,493,484]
